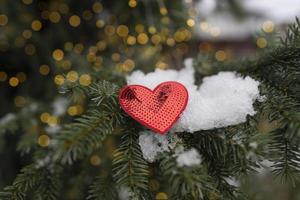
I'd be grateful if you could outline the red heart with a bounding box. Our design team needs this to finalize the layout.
[119,81,188,134]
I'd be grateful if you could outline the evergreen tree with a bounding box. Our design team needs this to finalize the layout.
[0,0,299,199]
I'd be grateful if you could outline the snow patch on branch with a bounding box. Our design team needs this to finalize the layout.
[0,113,16,125]
[176,148,202,167]
[127,59,261,132]
[138,131,179,162]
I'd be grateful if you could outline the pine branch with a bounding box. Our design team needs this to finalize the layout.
[53,81,124,164]
[262,86,300,185]
[89,80,120,105]
[262,86,300,143]
[0,113,18,135]
[281,17,300,46]
[33,166,62,200]
[0,164,62,200]
[112,129,150,195]
[87,175,118,200]
[160,154,214,200]
[179,122,260,200]
[268,127,300,186]
[53,102,124,164]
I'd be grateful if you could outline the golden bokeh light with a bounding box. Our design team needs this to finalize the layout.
[96,19,105,28]
[104,25,115,35]
[14,96,26,107]
[215,50,227,61]
[40,112,50,123]
[112,53,121,62]
[69,15,81,27]
[200,21,209,32]
[86,53,97,62]
[38,135,50,147]
[123,59,135,71]
[155,192,168,200]
[52,49,64,61]
[151,34,161,45]
[66,70,78,82]
[160,7,168,15]
[47,116,58,126]
[39,64,50,75]
[61,60,72,70]
[210,27,221,37]
[96,41,106,51]
[186,18,195,27]
[262,20,274,33]
[9,77,19,87]
[31,20,42,31]
[127,36,136,45]
[49,12,61,23]
[59,3,69,14]
[79,74,92,86]
[0,14,8,26]
[149,179,160,191]
[54,74,65,85]
[90,155,101,166]
[148,26,157,34]
[22,29,32,39]
[128,0,137,8]
[137,33,149,45]
[74,43,84,53]
[67,105,83,116]
[156,61,168,69]
[0,71,7,82]
[257,37,267,48]
[117,25,129,37]
[82,10,93,20]
[166,38,175,47]
[92,2,103,13]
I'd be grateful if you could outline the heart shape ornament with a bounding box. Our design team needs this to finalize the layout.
[119,81,188,134]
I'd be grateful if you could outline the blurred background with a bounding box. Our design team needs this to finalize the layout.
[0,0,300,199]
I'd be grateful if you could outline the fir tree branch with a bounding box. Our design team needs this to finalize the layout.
[112,129,150,195]
[160,154,214,200]
[262,86,300,185]
[53,81,124,164]
[87,175,118,200]
[53,101,124,164]
[0,164,62,200]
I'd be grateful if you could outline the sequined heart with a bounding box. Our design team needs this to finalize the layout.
[119,81,188,134]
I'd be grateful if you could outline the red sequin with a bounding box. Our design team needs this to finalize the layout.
[119,81,188,134]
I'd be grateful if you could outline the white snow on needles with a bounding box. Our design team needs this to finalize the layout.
[138,131,179,162]
[127,59,261,133]
[176,148,202,167]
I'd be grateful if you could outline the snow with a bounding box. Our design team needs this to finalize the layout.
[138,131,179,162]
[176,148,202,167]
[52,97,68,116]
[36,156,51,168]
[224,177,240,187]
[127,59,261,133]
[45,125,61,135]
[118,186,131,200]
[0,113,16,125]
